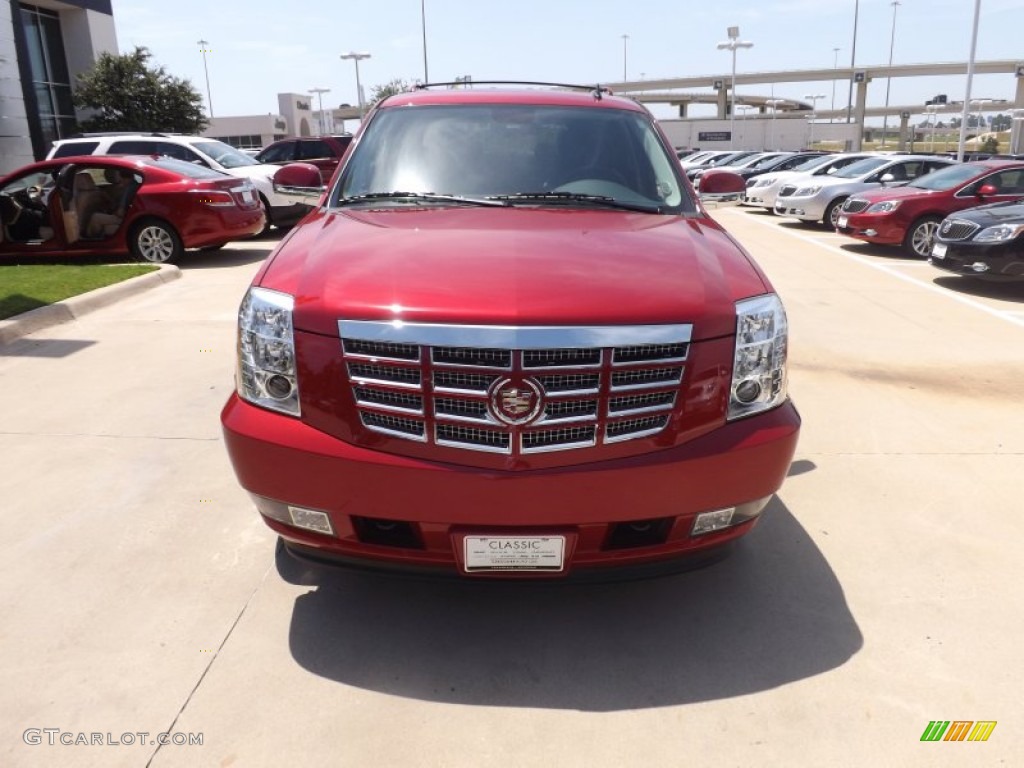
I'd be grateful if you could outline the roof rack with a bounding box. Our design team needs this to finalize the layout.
[65,132,184,139]
[413,81,612,100]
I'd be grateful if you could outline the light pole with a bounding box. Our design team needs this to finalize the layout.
[881,0,901,147]
[1012,109,1024,155]
[420,0,429,83]
[197,39,213,117]
[766,98,784,150]
[846,0,859,124]
[309,88,330,135]
[717,27,753,150]
[340,52,371,117]
[831,47,841,122]
[925,105,939,152]
[621,34,629,81]
[956,0,982,161]
[804,94,825,148]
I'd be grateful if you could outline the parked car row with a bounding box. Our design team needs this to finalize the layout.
[720,148,1024,281]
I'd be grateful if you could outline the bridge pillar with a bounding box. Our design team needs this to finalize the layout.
[852,78,870,151]
[899,113,910,151]
[717,87,729,120]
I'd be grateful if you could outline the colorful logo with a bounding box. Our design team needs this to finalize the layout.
[921,721,997,742]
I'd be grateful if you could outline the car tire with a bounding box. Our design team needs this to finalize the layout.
[903,216,941,258]
[257,194,273,236]
[823,197,847,229]
[129,219,183,264]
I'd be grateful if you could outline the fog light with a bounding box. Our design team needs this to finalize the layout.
[692,508,735,535]
[265,374,293,399]
[289,506,334,535]
[864,229,877,237]
[734,378,762,404]
[970,262,991,273]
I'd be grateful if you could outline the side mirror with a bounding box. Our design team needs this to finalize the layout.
[273,162,326,201]
[976,183,998,197]
[698,169,745,204]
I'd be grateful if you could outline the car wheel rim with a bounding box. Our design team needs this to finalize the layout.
[912,221,938,257]
[138,226,173,263]
[829,205,842,228]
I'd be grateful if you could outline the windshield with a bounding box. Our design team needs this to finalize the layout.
[335,104,688,211]
[833,157,890,179]
[151,157,233,180]
[192,140,260,169]
[749,154,788,169]
[907,163,988,191]
[793,155,835,173]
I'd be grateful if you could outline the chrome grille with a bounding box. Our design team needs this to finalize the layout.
[340,322,692,454]
[938,219,980,241]
[842,198,869,213]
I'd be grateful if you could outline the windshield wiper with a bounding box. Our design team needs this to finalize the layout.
[337,191,507,207]
[488,192,660,213]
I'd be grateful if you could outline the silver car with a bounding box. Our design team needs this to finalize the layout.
[773,155,956,228]
[743,153,875,211]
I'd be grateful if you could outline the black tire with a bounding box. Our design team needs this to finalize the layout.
[257,194,273,236]
[129,219,183,264]
[823,197,848,229]
[903,216,941,258]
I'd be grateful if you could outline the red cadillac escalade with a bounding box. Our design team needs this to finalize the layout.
[221,84,800,578]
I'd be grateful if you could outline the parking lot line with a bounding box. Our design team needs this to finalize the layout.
[732,211,1024,330]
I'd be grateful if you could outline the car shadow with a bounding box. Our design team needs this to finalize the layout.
[931,275,1024,303]
[280,499,862,711]
[837,242,920,262]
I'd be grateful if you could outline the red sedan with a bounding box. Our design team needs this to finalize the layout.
[0,155,265,263]
[835,160,1024,257]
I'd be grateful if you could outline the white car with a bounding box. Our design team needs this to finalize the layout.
[47,134,309,229]
[773,154,956,228]
[742,153,875,211]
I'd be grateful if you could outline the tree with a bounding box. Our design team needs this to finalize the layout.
[981,136,1000,153]
[368,78,417,107]
[73,46,208,134]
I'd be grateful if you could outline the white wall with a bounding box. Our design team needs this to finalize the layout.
[660,117,859,152]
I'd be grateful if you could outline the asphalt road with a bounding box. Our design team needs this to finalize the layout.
[2,210,1021,767]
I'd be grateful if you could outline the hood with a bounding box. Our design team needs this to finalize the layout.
[850,185,941,204]
[220,164,276,182]
[260,207,770,341]
[950,199,1024,224]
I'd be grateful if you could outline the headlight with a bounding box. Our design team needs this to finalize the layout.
[729,294,789,421]
[794,185,821,196]
[974,223,1024,243]
[866,200,901,213]
[236,287,300,416]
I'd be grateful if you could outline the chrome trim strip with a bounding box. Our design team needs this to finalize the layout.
[339,320,692,348]
[521,437,598,454]
[607,403,675,418]
[353,400,424,417]
[609,378,684,393]
[604,425,667,444]
[361,423,428,443]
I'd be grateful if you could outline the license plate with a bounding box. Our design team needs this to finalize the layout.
[463,536,565,572]
[837,215,848,228]
[932,242,947,259]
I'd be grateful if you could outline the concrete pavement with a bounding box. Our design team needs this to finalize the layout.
[2,215,1022,767]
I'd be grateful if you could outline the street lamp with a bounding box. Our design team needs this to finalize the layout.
[421,0,429,83]
[765,98,785,150]
[831,47,841,122]
[925,104,940,152]
[956,0,982,161]
[846,0,859,124]
[621,34,629,81]
[717,27,753,150]
[340,52,371,117]
[197,39,213,117]
[804,94,825,147]
[881,1,901,148]
[309,88,330,135]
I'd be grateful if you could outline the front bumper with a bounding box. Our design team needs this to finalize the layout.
[930,240,1024,280]
[222,395,801,577]
[774,197,825,221]
[835,214,903,245]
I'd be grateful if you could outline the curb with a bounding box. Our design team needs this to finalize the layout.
[0,264,182,346]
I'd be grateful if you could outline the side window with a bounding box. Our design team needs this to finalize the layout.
[297,140,332,161]
[258,142,296,163]
[109,140,157,155]
[154,143,201,163]
[52,141,99,158]
[925,161,951,175]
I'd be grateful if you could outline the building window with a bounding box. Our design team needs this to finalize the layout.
[208,134,265,150]
[20,4,78,148]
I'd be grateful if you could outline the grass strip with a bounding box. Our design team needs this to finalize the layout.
[0,264,159,320]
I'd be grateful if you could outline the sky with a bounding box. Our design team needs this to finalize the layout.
[111,0,1024,125]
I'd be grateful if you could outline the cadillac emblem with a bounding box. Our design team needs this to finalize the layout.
[490,377,544,425]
